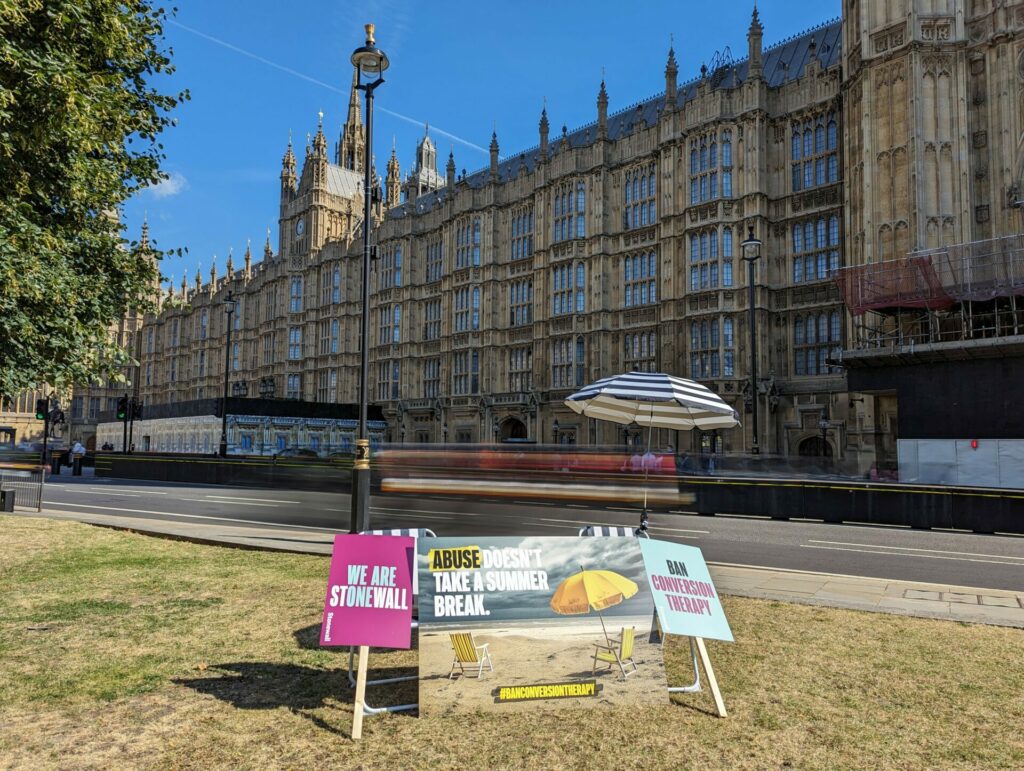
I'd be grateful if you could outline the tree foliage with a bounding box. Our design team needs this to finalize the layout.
[0,0,186,399]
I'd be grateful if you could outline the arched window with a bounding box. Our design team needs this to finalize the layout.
[709,142,717,167]
[699,143,708,171]
[830,310,841,342]
[625,175,632,203]
[803,128,812,156]
[690,322,699,348]
[471,287,480,330]
[690,234,699,260]
[793,224,803,252]
[827,119,837,150]
[723,227,733,257]
[722,132,732,166]
[639,174,647,199]
[829,215,840,245]
[818,313,828,343]
[795,316,805,345]
[710,233,719,259]
[648,171,656,197]
[806,316,816,344]
[710,320,719,347]
[700,233,708,260]
[690,148,697,171]
[817,219,827,248]
[815,124,825,154]
[792,131,801,160]
[700,321,709,348]
[576,182,585,213]
[575,336,585,386]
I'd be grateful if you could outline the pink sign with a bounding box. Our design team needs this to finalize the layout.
[320,534,414,648]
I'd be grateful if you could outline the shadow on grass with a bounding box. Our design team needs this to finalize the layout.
[292,623,420,654]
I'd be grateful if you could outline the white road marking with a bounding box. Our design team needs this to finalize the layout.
[205,495,300,504]
[369,511,457,522]
[800,544,1024,567]
[180,498,280,508]
[89,487,168,495]
[807,540,1024,561]
[41,504,341,532]
[537,517,708,534]
[55,490,141,498]
[371,506,481,517]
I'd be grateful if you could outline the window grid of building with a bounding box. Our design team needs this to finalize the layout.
[426,239,444,282]
[624,331,657,372]
[689,228,734,291]
[792,112,839,192]
[509,346,532,391]
[690,130,733,203]
[453,350,479,395]
[792,214,841,283]
[289,277,303,313]
[199,310,208,340]
[510,206,534,261]
[424,299,441,340]
[551,336,585,389]
[423,358,440,398]
[509,280,533,326]
[377,305,401,345]
[455,217,481,269]
[317,369,337,403]
[624,251,657,308]
[380,243,402,289]
[288,326,302,359]
[552,181,585,242]
[286,374,301,400]
[262,332,275,365]
[624,163,656,230]
[454,287,480,332]
[794,310,842,376]
[552,263,585,316]
[690,316,734,379]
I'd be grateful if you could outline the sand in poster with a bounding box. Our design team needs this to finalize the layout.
[418,536,667,715]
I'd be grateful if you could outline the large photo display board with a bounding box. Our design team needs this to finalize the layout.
[417,536,667,715]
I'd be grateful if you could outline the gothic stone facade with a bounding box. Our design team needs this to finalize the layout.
[133,1,1024,465]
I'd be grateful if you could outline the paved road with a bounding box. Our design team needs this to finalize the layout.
[40,474,1024,592]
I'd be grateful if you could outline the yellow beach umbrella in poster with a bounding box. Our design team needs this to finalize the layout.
[550,568,639,641]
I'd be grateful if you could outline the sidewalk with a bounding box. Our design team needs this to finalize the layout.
[27,506,1024,630]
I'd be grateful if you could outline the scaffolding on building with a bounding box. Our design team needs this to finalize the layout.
[835,233,1024,350]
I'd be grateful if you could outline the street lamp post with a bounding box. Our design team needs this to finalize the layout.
[740,225,762,455]
[818,413,830,458]
[219,291,236,458]
[552,418,560,445]
[349,23,389,534]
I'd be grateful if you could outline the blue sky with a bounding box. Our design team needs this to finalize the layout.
[125,0,841,287]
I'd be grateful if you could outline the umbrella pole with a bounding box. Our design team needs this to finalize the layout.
[640,423,653,532]
[598,609,611,644]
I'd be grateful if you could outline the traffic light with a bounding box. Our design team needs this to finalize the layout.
[116,396,128,421]
[35,399,47,421]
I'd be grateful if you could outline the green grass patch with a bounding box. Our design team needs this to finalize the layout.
[0,513,1021,769]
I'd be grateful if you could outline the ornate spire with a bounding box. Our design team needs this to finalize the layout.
[209,258,217,291]
[180,274,187,295]
[385,141,401,208]
[597,79,608,138]
[264,227,273,260]
[539,103,549,159]
[140,214,150,250]
[244,239,252,277]
[664,39,678,112]
[489,129,499,180]
[446,148,456,187]
[281,132,297,195]
[747,4,764,80]
[313,109,328,158]
[226,249,234,280]
[339,67,365,171]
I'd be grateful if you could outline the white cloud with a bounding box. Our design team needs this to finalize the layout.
[149,171,189,199]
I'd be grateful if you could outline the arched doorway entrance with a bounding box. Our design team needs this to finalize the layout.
[798,436,832,457]
[500,418,527,442]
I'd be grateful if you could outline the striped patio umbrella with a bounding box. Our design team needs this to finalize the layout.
[565,371,739,431]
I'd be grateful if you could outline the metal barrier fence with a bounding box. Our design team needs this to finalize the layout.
[0,464,45,511]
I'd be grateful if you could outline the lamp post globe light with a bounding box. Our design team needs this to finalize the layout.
[350,23,388,534]
[219,291,237,458]
[740,225,762,456]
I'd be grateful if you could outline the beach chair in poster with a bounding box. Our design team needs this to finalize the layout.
[448,632,494,679]
[346,527,436,716]
[578,524,703,696]
[592,626,638,679]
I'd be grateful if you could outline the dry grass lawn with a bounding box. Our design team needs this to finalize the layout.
[0,513,1022,770]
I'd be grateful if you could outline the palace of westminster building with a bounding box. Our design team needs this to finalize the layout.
[8,1,1023,467]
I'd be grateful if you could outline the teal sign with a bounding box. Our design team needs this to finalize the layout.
[639,540,733,642]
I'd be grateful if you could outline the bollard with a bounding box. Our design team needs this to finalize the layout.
[0,489,14,512]
[72,456,83,476]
